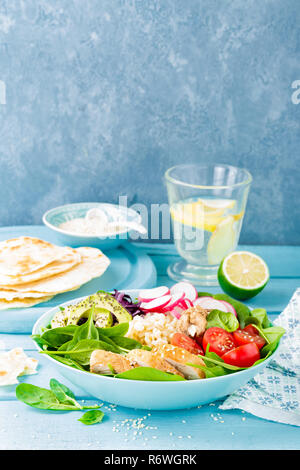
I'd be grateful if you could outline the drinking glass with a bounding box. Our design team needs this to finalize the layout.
[164,164,252,286]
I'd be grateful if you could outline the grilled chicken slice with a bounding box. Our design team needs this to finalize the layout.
[126,349,184,378]
[90,350,135,375]
[152,344,206,380]
[177,305,209,338]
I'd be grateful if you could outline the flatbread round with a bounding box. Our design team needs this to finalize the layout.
[0,295,54,310]
[0,247,110,296]
[0,237,79,276]
[0,250,82,286]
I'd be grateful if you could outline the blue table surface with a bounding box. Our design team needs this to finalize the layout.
[1,231,300,449]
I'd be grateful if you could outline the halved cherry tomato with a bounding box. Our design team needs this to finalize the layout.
[202,327,235,356]
[222,343,260,367]
[233,325,266,350]
[171,332,204,355]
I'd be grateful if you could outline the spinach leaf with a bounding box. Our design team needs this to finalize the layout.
[49,378,82,408]
[98,322,129,338]
[112,336,144,351]
[206,309,239,332]
[38,325,78,349]
[78,409,105,425]
[16,381,100,412]
[46,353,87,371]
[249,308,270,328]
[43,338,120,365]
[16,383,80,410]
[115,367,185,381]
[261,326,285,344]
[213,294,251,328]
[197,292,213,298]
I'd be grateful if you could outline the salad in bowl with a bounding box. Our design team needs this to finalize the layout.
[32,282,285,410]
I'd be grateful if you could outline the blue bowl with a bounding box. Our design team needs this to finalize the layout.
[43,202,142,250]
[32,290,279,410]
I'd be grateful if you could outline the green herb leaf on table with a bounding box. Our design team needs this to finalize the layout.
[16,381,101,412]
[78,409,105,425]
[49,378,82,408]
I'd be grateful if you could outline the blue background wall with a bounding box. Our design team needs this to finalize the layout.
[0,0,299,244]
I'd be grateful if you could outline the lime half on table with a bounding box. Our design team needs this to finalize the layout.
[218,251,270,300]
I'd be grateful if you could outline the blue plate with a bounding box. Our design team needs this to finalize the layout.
[32,290,280,410]
[43,202,142,250]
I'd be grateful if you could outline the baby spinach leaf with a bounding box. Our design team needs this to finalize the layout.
[261,326,285,344]
[206,309,239,332]
[38,325,78,349]
[78,409,104,425]
[213,294,251,328]
[49,379,82,408]
[16,383,80,410]
[44,339,120,365]
[98,322,129,338]
[112,336,144,351]
[115,367,185,381]
[249,308,270,328]
[46,353,87,371]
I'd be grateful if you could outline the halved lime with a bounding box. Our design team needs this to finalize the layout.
[218,251,270,300]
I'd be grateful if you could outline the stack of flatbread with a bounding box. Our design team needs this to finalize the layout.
[0,237,110,309]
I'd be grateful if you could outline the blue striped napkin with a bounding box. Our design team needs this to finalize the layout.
[220,289,300,426]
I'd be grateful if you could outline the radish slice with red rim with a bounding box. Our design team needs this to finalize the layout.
[193,296,228,312]
[170,282,198,302]
[140,295,172,312]
[220,300,237,317]
[138,286,170,302]
[161,293,185,312]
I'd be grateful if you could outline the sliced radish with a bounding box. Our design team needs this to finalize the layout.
[140,295,172,312]
[161,293,185,312]
[170,282,198,302]
[193,296,228,312]
[138,286,170,302]
[220,300,237,317]
[180,298,194,309]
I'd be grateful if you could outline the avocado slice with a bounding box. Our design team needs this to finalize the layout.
[51,292,132,329]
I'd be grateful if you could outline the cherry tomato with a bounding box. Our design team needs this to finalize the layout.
[202,327,235,356]
[171,332,204,355]
[222,343,260,367]
[233,325,266,350]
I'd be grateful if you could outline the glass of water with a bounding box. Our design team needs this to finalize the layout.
[164,164,252,286]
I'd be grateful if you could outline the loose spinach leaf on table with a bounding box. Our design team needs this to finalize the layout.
[206,309,239,332]
[49,378,82,408]
[115,367,186,381]
[78,409,105,425]
[16,381,100,412]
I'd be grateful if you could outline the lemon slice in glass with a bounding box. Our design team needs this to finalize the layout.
[207,216,236,264]
[218,251,270,300]
[199,198,236,211]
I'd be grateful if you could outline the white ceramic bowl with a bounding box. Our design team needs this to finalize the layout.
[32,290,279,410]
[43,202,142,250]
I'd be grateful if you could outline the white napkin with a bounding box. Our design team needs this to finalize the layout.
[220,288,300,426]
